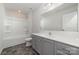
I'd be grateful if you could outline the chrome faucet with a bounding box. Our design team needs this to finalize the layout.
[48,32,52,36]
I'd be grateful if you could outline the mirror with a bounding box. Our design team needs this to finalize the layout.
[40,3,78,32]
[62,11,77,31]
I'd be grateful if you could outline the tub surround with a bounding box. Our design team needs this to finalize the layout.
[32,31,79,48]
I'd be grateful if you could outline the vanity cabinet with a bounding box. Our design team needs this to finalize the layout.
[32,35,55,55]
[32,35,79,55]
[55,41,79,55]
[31,35,36,50]
[42,38,55,55]
[32,35,43,54]
[35,36,43,54]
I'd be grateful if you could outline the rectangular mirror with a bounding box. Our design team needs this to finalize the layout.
[40,3,78,32]
[62,11,77,31]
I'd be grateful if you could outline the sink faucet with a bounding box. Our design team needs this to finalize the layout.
[48,32,52,36]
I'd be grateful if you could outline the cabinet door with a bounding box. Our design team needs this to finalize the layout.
[35,36,43,54]
[35,36,40,53]
[31,35,36,49]
[55,41,71,55]
[55,41,79,55]
[42,39,55,55]
[68,46,79,55]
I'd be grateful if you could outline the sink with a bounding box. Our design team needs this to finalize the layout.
[48,32,52,36]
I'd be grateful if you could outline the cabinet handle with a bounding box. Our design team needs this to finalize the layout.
[62,48,71,54]
[58,48,71,54]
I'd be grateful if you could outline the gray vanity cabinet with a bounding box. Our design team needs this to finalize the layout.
[35,37,55,55]
[55,41,79,55]
[37,37,55,55]
[32,35,55,55]
[42,39,55,55]
[35,36,43,54]
[32,35,44,54]
[32,35,79,55]
[31,35,36,49]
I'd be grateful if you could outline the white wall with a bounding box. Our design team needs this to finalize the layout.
[78,4,79,32]
[0,4,6,54]
[27,11,32,36]
[3,10,29,48]
[32,5,43,33]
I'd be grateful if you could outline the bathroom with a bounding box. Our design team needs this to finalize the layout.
[0,3,79,55]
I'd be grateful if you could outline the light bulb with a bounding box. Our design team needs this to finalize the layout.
[18,10,21,13]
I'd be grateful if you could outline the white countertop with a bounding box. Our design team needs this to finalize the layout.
[32,31,79,48]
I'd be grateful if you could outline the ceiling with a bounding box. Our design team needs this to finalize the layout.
[4,3,42,15]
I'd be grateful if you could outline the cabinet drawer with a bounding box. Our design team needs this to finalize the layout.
[56,50,67,55]
[43,38,54,44]
[55,41,79,55]
[69,47,79,55]
[55,42,71,51]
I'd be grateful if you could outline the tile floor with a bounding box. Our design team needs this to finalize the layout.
[1,43,33,55]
